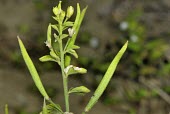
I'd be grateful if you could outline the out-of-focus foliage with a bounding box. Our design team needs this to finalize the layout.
[105,10,170,106]
[119,10,170,78]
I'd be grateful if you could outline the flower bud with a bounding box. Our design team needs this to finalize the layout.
[68,28,75,37]
[66,6,74,18]
[53,6,61,16]
[59,10,65,22]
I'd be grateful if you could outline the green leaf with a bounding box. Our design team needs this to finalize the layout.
[54,33,60,42]
[69,86,90,95]
[64,44,80,54]
[46,103,63,114]
[63,21,74,27]
[51,24,59,33]
[64,65,87,76]
[84,41,128,112]
[71,45,80,49]
[52,16,59,23]
[18,37,50,100]
[40,100,63,114]
[39,55,58,62]
[63,45,79,65]
[60,34,68,39]
[62,26,69,31]
[66,49,78,58]
[50,50,59,59]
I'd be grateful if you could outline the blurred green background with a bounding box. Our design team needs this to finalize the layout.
[0,0,170,114]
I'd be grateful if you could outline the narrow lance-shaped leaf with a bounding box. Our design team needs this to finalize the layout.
[60,34,68,39]
[84,41,128,112]
[66,49,78,58]
[51,24,59,33]
[63,21,74,27]
[18,37,50,100]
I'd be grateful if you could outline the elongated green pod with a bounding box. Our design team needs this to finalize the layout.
[84,41,128,112]
[70,6,88,46]
[18,37,50,100]
[66,5,88,50]
[47,23,51,45]
[65,55,71,67]
[64,5,87,74]
[72,3,81,31]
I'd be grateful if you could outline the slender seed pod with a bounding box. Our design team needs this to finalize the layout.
[18,37,50,100]
[84,41,128,112]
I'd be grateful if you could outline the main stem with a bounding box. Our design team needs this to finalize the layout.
[59,22,69,112]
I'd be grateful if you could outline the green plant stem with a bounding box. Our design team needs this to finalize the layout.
[59,22,70,112]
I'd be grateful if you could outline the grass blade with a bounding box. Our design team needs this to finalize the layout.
[18,37,49,100]
[84,41,128,112]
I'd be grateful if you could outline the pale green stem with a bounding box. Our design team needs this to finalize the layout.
[59,21,70,112]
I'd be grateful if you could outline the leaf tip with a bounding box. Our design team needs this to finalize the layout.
[126,40,128,45]
[17,35,20,41]
[124,40,128,49]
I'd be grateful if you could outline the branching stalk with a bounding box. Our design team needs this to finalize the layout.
[17,1,127,114]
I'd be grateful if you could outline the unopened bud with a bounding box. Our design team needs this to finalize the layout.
[59,10,65,22]
[53,7,61,16]
[66,6,74,18]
